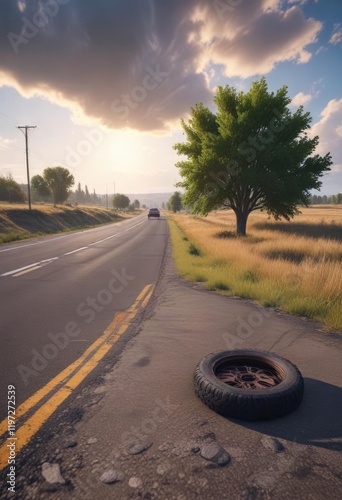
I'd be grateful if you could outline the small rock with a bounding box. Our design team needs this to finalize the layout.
[64,437,77,449]
[178,472,185,479]
[87,437,98,444]
[91,459,99,464]
[100,469,121,484]
[261,436,285,453]
[88,397,103,407]
[156,462,171,475]
[191,447,200,454]
[129,477,142,488]
[200,442,230,466]
[94,386,106,394]
[41,463,65,485]
[128,442,152,455]
[200,442,221,460]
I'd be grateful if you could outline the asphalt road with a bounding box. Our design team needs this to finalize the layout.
[0,213,168,420]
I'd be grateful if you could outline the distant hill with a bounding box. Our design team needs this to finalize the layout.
[126,193,173,209]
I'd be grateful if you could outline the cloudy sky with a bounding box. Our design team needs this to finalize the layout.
[0,0,341,195]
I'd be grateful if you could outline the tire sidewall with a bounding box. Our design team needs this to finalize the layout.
[198,349,301,398]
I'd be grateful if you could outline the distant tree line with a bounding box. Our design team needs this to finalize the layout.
[0,170,144,213]
[1,167,104,207]
[31,170,101,206]
[68,182,101,206]
[309,193,342,204]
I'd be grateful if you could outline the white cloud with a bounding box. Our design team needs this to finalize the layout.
[196,3,322,77]
[310,99,342,173]
[329,23,342,45]
[287,0,318,4]
[292,91,313,106]
[0,135,15,147]
[17,1,26,13]
[0,0,323,132]
[315,45,324,55]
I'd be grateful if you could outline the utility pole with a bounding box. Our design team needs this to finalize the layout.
[18,125,36,210]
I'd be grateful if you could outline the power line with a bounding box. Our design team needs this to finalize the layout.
[0,144,25,153]
[17,125,36,211]
[28,149,79,173]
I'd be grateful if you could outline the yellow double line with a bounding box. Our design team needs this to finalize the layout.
[0,284,154,471]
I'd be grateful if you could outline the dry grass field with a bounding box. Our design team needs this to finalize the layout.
[168,206,342,331]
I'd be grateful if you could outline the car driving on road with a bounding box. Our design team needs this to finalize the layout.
[148,208,160,219]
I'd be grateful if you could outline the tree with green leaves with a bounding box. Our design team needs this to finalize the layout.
[31,175,51,201]
[133,199,140,210]
[174,78,332,236]
[0,174,25,202]
[112,193,130,210]
[43,167,75,206]
[168,191,183,213]
[75,182,85,204]
[91,188,99,205]
[85,185,91,204]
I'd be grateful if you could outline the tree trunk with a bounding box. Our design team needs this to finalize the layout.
[235,210,248,236]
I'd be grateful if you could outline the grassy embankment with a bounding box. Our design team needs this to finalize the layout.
[167,206,342,331]
[0,202,132,244]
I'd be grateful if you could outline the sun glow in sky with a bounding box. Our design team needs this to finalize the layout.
[0,0,341,195]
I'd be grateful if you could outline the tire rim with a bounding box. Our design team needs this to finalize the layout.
[215,360,283,390]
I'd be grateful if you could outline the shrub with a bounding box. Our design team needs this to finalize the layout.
[189,244,201,256]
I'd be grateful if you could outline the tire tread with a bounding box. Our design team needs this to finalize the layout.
[193,350,304,421]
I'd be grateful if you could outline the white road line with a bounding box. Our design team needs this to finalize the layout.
[88,219,146,246]
[13,265,43,277]
[1,262,41,277]
[64,247,88,256]
[1,219,147,277]
[0,231,86,253]
[1,259,58,277]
